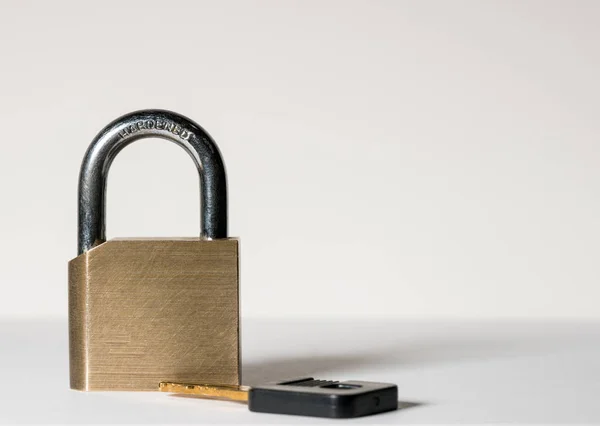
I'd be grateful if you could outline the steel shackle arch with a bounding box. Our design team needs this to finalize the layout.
[77,109,228,254]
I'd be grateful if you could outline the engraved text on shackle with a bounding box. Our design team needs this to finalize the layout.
[118,119,192,140]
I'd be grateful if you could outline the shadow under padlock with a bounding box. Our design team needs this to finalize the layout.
[68,110,240,391]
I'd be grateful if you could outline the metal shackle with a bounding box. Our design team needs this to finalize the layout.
[77,109,227,254]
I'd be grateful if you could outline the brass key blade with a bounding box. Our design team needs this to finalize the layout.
[159,382,250,402]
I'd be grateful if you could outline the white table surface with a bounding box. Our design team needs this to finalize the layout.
[1,318,598,424]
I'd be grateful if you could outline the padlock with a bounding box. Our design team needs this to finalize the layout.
[68,109,240,391]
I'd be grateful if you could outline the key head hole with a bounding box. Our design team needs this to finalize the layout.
[320,383,362,390]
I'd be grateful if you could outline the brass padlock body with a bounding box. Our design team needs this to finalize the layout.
[69,238,240,391]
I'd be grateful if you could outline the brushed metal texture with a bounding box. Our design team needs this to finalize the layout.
[68,238,240,391]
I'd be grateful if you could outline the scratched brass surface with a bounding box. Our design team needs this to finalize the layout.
[68,238,240,391]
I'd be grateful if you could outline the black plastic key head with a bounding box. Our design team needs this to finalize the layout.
[248,377,398,418]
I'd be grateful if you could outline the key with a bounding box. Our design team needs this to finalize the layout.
[159,377,398,418]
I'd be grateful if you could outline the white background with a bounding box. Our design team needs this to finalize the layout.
[0,0,598,320]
